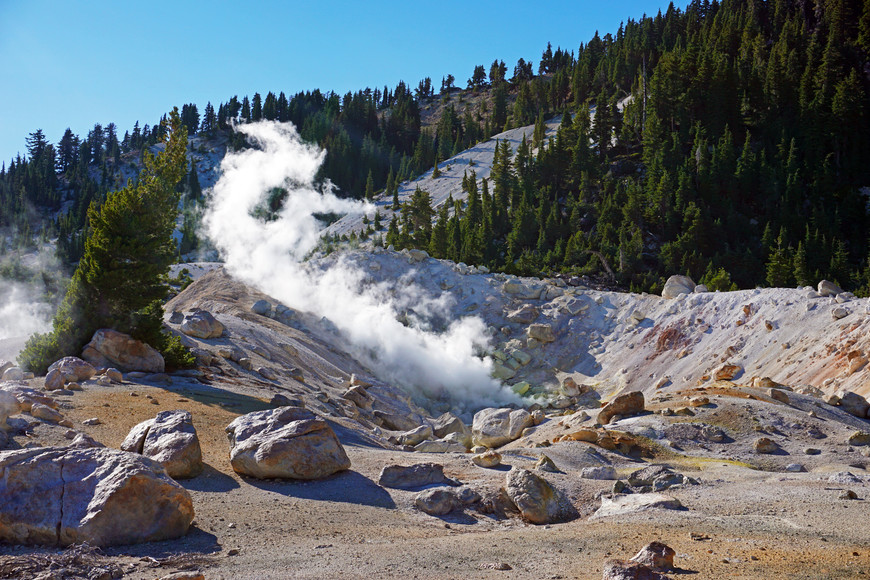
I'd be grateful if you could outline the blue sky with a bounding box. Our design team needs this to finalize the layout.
[0,0,674,164]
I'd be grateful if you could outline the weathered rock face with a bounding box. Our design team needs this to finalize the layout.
[472,408,534,448]
[661,275,695,299]
[180,311,224,339]
[121,410,203,479]
[527,323,556,343]
[47,357,96,383]
[0,446,194,546]
[82,329,164,373]
[225,407,350,480]
[502,468,577,525]
[598,391,645,424]
[836,390,870,419]
[378,463,455,490]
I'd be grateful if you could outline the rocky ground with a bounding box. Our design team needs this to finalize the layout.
[2,251,870,579]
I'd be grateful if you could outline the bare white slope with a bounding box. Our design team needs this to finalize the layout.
[324,118,562,240]
[314,249,870,402]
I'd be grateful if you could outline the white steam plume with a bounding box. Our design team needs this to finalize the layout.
[0,246,58,362]
[202,121,519,410]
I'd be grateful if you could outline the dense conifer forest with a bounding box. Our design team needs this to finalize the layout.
[2,0,869,294]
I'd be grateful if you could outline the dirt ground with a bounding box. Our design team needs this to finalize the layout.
[2,373,869,580]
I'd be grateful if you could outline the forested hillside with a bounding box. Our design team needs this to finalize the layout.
[2,0,869,294]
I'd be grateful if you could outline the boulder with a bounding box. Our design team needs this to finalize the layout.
[847,431,870,446]
[373,410,421,432]
[342,385,374,410]
[48,357,96,383]
[502,280,543,300]
[414,439,467,453]
[180,311,224,339]
[43,369,66,391]
[31,403,69,425]
[602,559,671,580]
[0,391,20,429]
[397,424,434,447]
[661,275,695,299]
[472,408,534,448]
[506,304,539,324]
[712,363,742,381]
[378,463,456,490]
[1,368,23,381]
[753,437,779,454]
[502,468,577,525]
[82,329,164,373]
[581,466,618,480]
[818,280,843,297]
[472,449,502,468]
[432,412,471,442]
[631,542,675,572]
[832,306,850,320]
[0,446,193,546]
[414,488,459,516]
[2,385,57,412]
[251,299,272,316]
[836,390,870,419]
[598,391,645,425]
[225,407,350,480]
[121,410,203,479]
[591,493,684,520]
[527,323,556,343]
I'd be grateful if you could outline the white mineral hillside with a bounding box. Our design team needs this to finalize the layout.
[324,117,562,240]
[315,249,870,404]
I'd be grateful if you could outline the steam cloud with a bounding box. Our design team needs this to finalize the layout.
[0,247,57,361]
[202,121,518,410]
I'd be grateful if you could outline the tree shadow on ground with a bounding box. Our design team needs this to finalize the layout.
[244,469,396,509]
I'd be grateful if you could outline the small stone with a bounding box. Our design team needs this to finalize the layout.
[534,454,559,473]
[82,418,101,426]
[784,463,806,472]
[804,448,821,455]
[753,437,779,454]
[472,449,502,468]
[840,490,858,500]
[631,541,676,572]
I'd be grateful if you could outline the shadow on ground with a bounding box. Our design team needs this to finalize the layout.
[244,469,396,509]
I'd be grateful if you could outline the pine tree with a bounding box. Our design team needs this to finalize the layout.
[364,170,374,201]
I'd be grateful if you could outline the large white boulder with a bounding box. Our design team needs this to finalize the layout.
[225,407,350,479]
[121,410,203,479]
[47,357,96,382]
[472,407,533,448]
[661,275,695,299]
[0,446,194,546]
[502,468,577,524]
[180,310,224,339]
[81,329,164,373]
